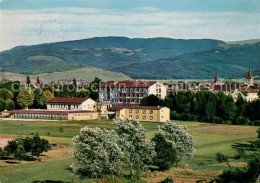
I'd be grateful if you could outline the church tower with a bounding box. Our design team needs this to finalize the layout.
[246,68,253,86]
[214,71,220,84]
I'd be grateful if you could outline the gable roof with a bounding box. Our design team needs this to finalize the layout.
[47,97,89,104]
[100,81,157,88]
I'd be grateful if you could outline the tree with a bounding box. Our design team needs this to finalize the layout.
[3,134,50,160]
[26,75,31,85]
[114,118,155,179]
[140,94,160,106]
[39,90,54,107]
[152,133,177,170]
[5,98,15,110]
[17,87,34,109]
[159,122,195,165]
[36,77,40,84]
[0,88,14,100]
[71,127,124,178]
[0,98,5,111]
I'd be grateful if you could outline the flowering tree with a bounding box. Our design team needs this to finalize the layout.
[114,118,155,179]
[159,122,195,165]
[71,127,124,178]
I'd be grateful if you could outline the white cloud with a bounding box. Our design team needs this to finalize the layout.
[0,7,259,51]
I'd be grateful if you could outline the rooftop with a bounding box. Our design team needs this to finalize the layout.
[109,105,163,111]
[47,97,89,104]
[100,81,157,88]
[5,109,95,114]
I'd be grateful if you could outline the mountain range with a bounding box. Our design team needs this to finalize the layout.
[0,37,259,80]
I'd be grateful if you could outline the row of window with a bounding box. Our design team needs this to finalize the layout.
[129,115,153,120]
[129,109,153,114]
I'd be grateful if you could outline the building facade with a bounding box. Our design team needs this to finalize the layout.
[47,97,96,111]
[99,81,167,106]
[2,97,98,121]
[109,106,170,122]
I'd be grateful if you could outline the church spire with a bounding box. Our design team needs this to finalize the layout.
[247,68,253,79]
[246,68,254,86]
[214,71,219,84]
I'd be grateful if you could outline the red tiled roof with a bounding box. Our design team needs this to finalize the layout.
[100,81,157,88]
[47,97,89,104]
[5,110,95,114]
[211,84,239,92]
[109,105,162,111]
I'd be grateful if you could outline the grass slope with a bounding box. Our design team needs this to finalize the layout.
[0,119,258,183]
[1,67,131,83]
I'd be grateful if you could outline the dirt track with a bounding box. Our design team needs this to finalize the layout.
[0,136,14,148]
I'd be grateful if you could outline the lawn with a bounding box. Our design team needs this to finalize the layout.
[0,119,258,183]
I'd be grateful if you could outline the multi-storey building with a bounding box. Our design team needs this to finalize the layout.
[99,81,167,106]
[109,106,170,122]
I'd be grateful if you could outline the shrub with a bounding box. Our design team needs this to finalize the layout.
[160,177,174,183]
[212,116,224,124]
[2,134,51,160]
[236,116,250,125]
[152,133,177,170]
[94,175,124,183]
[215,155,260,183]
[215,152,228,163]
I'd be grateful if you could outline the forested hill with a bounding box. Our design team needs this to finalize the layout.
[0,37,259,79]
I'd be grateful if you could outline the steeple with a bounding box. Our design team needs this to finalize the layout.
[247,68,253,79]
[246,68,254,86]
[214,71,220,84]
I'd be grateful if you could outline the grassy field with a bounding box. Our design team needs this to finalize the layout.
[0,119,258,183]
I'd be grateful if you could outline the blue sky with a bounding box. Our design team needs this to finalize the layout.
[0,0,259,51]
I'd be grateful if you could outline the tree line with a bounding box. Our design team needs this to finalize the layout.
[140,91,260,126]
[0,77,101,111]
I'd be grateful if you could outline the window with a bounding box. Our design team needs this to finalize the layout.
[143,110,146,114]
[136,115,139,119]
[136,110,139,114]
[150,110,153,114]
[143,116,146,120]
[129,115,132,118]
[150,116,153,120]
[129,109,132,113]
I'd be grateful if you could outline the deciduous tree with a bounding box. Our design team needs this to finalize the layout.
[17,87,34,109]
[159,122,195,165]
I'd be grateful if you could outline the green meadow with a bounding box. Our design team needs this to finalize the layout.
[0,119,258,183]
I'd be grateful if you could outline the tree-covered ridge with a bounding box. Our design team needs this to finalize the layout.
[0,37,259,79]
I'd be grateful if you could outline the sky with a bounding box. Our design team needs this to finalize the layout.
[0,0,259,51]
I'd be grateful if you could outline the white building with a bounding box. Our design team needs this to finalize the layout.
[47,97,96,111]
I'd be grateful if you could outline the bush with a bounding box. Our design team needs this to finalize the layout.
[215,155,260,183]
[235,116,250,125]
[94,175,124,183]
[170,111,182,120]
[160,177,174,183]
[212,116,224,124]
[2,134,51,160]
[152,133,177,170]
[215,152,228,163]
